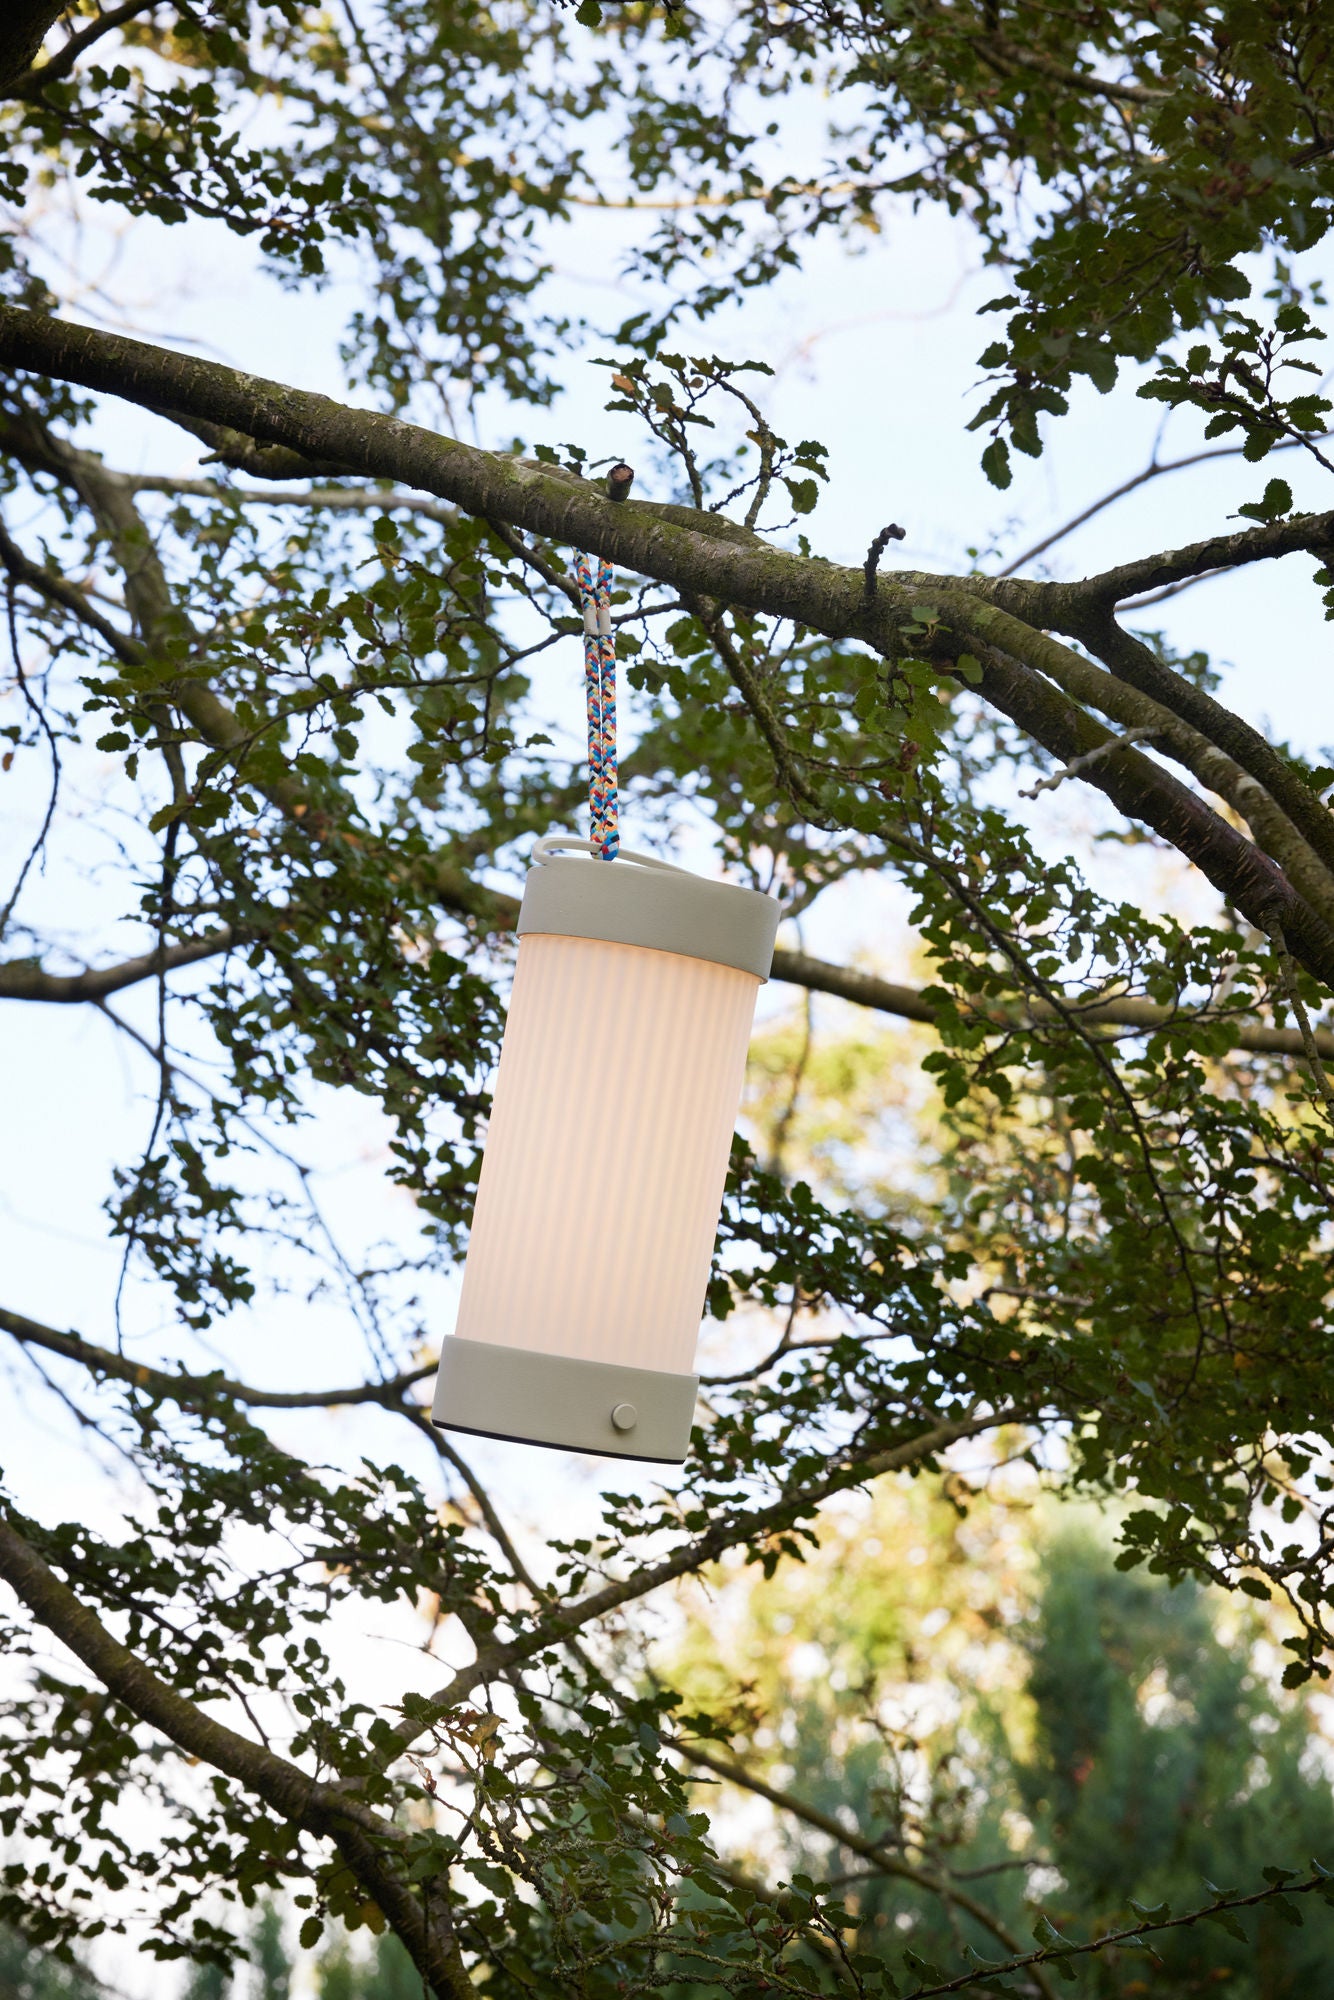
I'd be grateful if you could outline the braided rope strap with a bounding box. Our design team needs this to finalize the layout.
[575,552,619,860]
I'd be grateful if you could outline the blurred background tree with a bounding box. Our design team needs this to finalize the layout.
[0,1928,107,2000]
[668,1482,1334,1996]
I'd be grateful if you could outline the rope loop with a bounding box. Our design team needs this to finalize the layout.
[574,553,618,860]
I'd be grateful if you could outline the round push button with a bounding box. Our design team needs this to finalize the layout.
[610,1402,638,1433]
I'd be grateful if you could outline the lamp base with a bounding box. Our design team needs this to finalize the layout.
[431,1336,698,1463]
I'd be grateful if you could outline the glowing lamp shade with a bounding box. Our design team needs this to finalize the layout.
[432,838,780,1462]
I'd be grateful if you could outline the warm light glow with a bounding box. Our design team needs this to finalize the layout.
[455,932,761,1376]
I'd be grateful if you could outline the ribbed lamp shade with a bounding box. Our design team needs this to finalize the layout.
[432,838,780,1461]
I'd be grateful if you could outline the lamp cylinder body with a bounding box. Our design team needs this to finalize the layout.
[432,846,778,1461]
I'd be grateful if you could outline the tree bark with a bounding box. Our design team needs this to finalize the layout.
[2,303,1332,987]
[0,0,65,92]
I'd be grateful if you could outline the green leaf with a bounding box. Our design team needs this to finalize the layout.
[981,438,1012,489]
[783,476,819,515]
[1085,346,1117,394]
[902,1947,946,1980]
[1031,1913,1075,1951]
[1201,1907,1247,1941]
[1237,477,1293,524]
[298,1916,324,1950]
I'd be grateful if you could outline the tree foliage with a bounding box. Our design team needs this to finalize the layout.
[0,0,1333,1995]
[667,1487,1334,1996]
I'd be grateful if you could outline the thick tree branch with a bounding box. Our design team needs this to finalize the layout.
[0,312,851,630]
[0,1508,478,1999]
[3,306,1332,983]
[979,544,1334,905]
[1069,612,1334,882]
[0,0,66,93]
[0,931,236,1000]
[6,484,1330,1033]
[9,0,159,95]
[939,594,1334,936]
[1073,512,1334,608]
[10,456,1334,1040]
[941,628,1334,984]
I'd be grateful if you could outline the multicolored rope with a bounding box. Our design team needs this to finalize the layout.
[575,551,619,860]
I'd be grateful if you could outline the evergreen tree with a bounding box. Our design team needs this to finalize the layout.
[180,1961,230,2000]
[1015,1541,1334,1995]
[0,1929,104,2000]
[670,1503,1334,1994]
[249,1905,288,2000]
[316,1933,422,2000]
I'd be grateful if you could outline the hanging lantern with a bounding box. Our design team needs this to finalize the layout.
[432,836,780,1462]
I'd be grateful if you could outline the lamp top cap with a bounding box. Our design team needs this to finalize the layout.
[518,837,779,980]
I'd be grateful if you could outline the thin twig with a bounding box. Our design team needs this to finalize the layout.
[998,434,1330,579]
[1267,916,1334,1130]
[1018,725,1158,799]
[0,574,62,946]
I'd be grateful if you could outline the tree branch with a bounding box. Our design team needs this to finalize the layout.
[997,435,1329,580]
[10,0,159,96]
[774,948,1334,1059]
[933,615,1334,984]
[0,0,66,94]
[0,515,141,664]
[0,930,236,1000]
[0,1303,434,1413]
[0,1507,478,1999]
[0,416,522,927]
[1074,510,1334,607]
[942,595,1334,935]
[3,902,1328,1065]
[1266,921,1334,1128]
[976,30,1167,107]
[144,406,363,479]
[1068,614,1334,885]
[126,471,459,528]
[394,1406,1024,1756]
[678,1743,1059,2000]
[4,507,1328,1031]
[4,305,1332,982]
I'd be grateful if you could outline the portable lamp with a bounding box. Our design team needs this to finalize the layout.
[432,835,780,1462]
